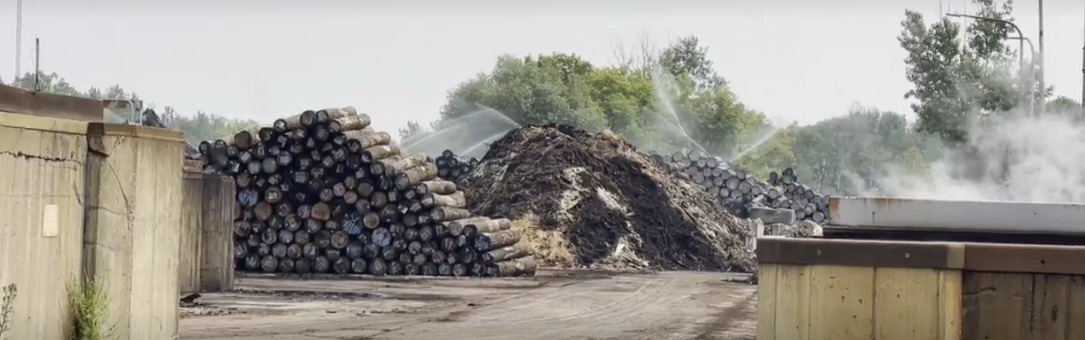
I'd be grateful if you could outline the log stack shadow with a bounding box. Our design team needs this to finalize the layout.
[198,107,536,277]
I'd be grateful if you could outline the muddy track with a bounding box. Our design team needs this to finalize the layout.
[181,270,757,340]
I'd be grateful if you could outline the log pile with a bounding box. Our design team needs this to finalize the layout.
[434,149,479,183]
[651,151,830,224]
[197,107,536,277]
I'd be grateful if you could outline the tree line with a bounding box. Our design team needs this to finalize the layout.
[5,0,1080,196]
[1,72,263,145]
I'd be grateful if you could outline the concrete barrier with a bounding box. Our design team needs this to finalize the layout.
[83,122,185,339]
[179,172,235,294]
[757,237,1085,340]
[0,88,193,339]
[0,111,89,340]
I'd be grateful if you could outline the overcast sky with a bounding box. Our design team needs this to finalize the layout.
[1,0,1083,131]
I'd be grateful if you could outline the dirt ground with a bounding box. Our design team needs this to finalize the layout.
[180,270,757,340]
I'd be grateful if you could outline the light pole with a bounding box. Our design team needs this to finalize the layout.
[1038,0,1045,115]
[947,13,1031,116]
[1007,36,1038,112]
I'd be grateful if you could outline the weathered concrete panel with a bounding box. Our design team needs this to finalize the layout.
[198,174,235,292]
[828,196,1085,235]
[178,175,203,294]
[84,123,185,339]
[0,111,88,340]
[178,172,235,294]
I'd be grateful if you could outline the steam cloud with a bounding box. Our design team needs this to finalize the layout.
[874,113,1085,204]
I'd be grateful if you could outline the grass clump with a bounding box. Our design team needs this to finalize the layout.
[70,278,109,340]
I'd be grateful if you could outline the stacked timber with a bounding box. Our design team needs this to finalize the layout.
[652,150,830,224]
[198,108,536,277]
[434,149,479,183]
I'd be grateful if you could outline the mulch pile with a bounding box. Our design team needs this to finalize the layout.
[459,124,755,272]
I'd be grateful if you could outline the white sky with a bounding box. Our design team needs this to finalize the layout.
[1,0,1083,131]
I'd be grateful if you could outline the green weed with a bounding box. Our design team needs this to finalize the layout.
[70,278,109,340]
[0,284,17,339]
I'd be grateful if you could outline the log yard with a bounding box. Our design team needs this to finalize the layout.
[4,1,1085,336]
[3,77,1085,339]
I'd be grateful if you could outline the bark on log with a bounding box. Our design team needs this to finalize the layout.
[329,113,371,133]
[492,256,537,277]
[419,191,466,209]
[394,163,439,191]
[385,154,430,175]
[365,145,401,161]
[343,130,393,149]
[430,207,472,223]
[470,218,512,233]
[473,230,522,252]
[417,180,457,196]
[232,130,260,150]
[481,242,533,263]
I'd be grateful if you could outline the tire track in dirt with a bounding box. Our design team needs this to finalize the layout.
[692,288,758,340]
[182,271,757,340]
[381,274,726,340]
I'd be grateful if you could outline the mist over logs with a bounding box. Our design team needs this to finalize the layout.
[651,151,830,224]
[199,107,535,277]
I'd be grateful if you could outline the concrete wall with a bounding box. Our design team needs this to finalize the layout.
[178,176,204,294]
[0,88,191,339]
[0,111,89,340]
[83,123,185,339]
[178,172,235,294]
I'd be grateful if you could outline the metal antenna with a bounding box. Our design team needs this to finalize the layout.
[15,0,22,78]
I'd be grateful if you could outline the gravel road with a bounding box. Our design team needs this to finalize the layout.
[180,270,757,340]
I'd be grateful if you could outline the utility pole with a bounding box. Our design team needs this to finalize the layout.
[33,37,39,91]
[15,0,22,78]
[1038,0,1045,116]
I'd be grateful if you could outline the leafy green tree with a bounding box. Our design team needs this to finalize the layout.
[8,69,260,145]
[1045,96,1081,116]
[657,36,726,93]
[436,36,772,159]
[740,106,935,195]
[898,0,1021,144]
[10,71,82,96]
[585,67,657,145]
[440,54,607,130]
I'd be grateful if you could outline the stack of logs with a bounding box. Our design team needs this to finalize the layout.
[434,149,479,183]
[652,150,830,224]
[198,107,536,277]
